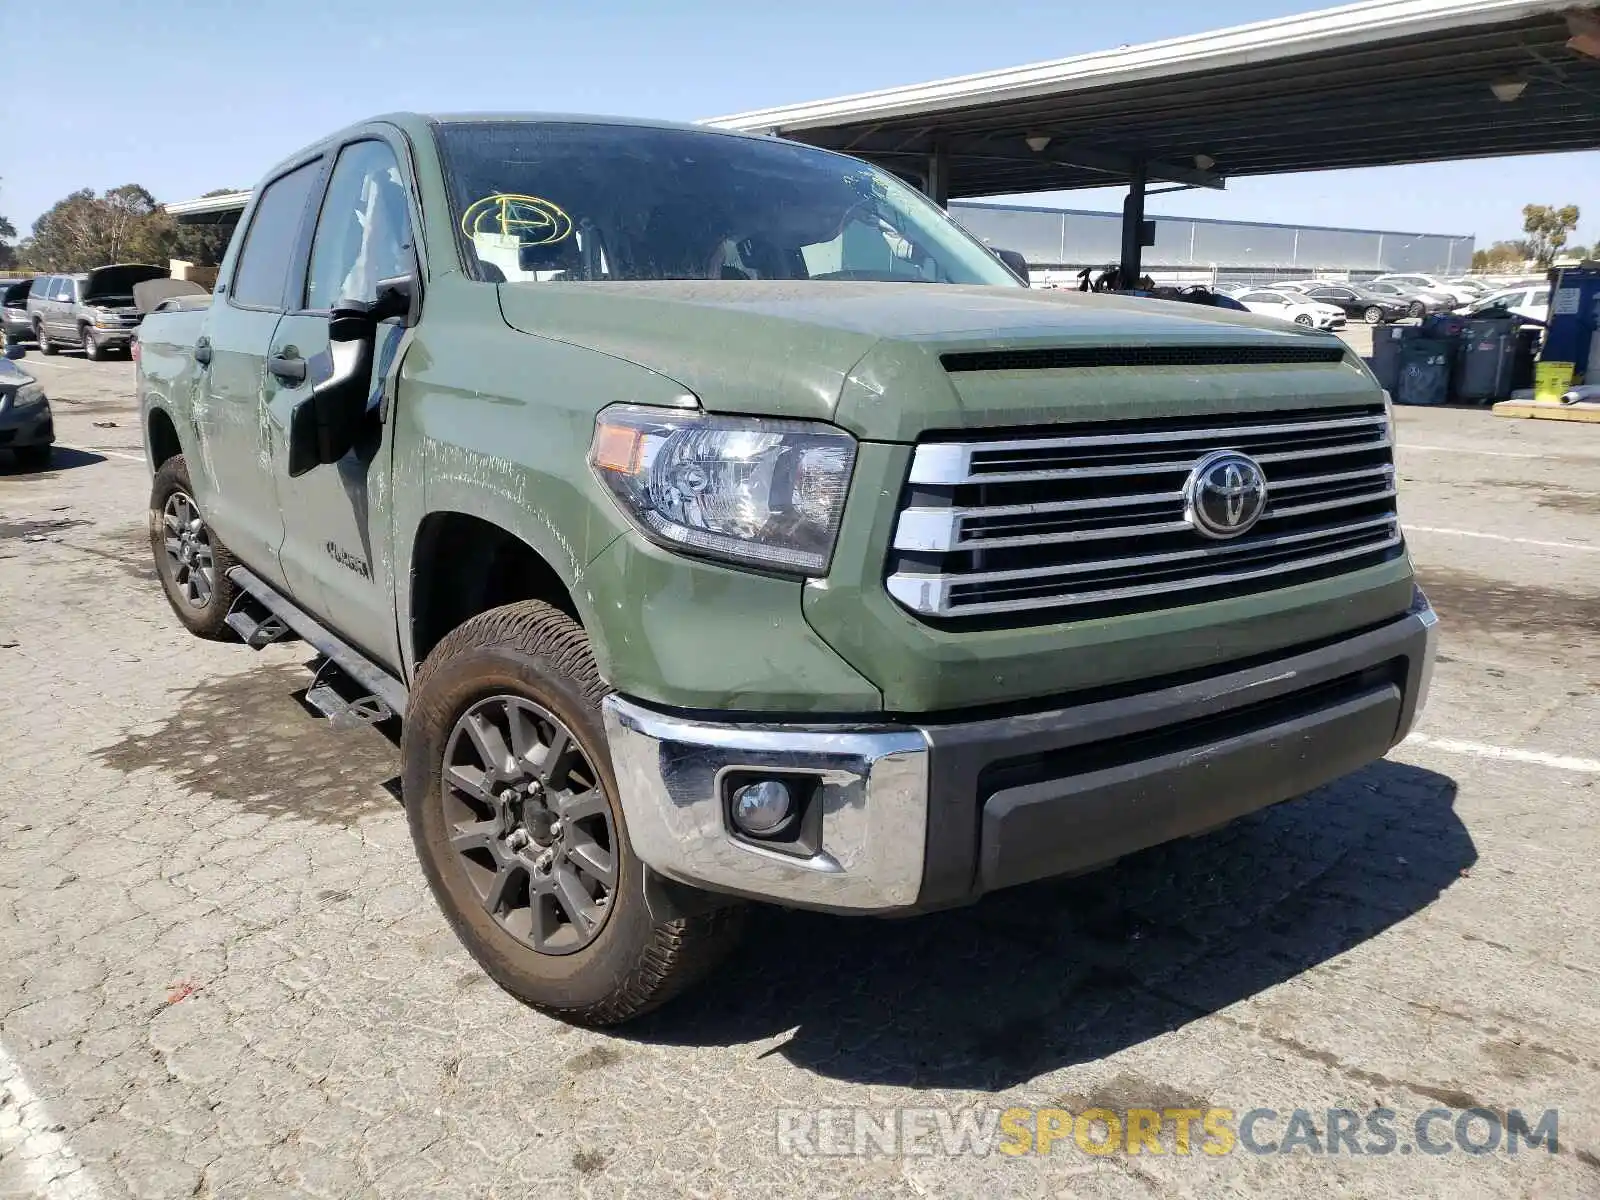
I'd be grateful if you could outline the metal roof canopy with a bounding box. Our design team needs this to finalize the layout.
[710,0,1600,279]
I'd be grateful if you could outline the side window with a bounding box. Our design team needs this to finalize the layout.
[1531,289,1550,308]
[231,160,323,309]
[33,276,53,300]
[305,140,413,310]
[53,277,74,302]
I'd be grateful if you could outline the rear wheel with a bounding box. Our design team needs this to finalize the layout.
[1364,306,1384,324]
[81,326,103,360]
[403,600,744,1025]
[149,455,240,638]
[36,322,56,355]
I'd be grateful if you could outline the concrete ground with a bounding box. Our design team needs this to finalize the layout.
[1,349,1597,1199]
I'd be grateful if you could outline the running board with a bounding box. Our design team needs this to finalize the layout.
[226,565,408,717]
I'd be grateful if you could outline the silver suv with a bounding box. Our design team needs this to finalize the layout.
[26,264,168,359]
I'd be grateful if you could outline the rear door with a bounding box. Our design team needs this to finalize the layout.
[190,156,326,589]
[47,277,76,336]
[265,135,417,670]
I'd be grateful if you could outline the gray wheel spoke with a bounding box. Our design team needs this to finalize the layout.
[163,536,182,555]
[552,864,598,932]
[463,712,514,778]
[558,787,607,824]
[446,764,498,806]
[483,863,522,915]
[537,728,575,787]
[506,704,540,767]
[564,829,615,888]
[449,819,500,854]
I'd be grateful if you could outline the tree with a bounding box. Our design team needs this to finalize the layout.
[20,184,238,272]
[1522,203,1580,269]
[1471,240,1528,272]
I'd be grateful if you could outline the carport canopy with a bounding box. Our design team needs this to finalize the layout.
[169,1,1600,282]
[707,0,1600,280]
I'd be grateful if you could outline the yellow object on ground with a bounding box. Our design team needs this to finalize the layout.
[1492,398,1600,423]
[1534,361,1576,402]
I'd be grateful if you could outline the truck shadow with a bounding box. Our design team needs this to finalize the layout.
[631,759,1470,1090]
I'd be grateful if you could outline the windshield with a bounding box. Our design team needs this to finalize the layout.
[434,121,1020,287]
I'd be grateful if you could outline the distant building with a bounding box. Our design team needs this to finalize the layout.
[951,201,1475,287]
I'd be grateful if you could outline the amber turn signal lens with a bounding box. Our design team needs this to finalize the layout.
[592,422,643,474]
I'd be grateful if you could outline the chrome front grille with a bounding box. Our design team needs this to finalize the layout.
[887,404,1402,622]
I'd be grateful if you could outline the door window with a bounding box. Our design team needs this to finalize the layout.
[53,277,75,302]
[230,160,323,309]
[305,140,413,310]
[1531,289,1550,308]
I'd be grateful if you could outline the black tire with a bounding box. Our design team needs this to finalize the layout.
[1363,306,1384,325]
[12,444,52,471]
[1294,313,1313,327]
[1408,301,1425,320]
[81,327,102,360]
[148,455,239,639]
[403,600,744,1026]
[36,323,56,355]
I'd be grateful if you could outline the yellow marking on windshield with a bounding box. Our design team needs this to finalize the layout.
[460,194,574,245]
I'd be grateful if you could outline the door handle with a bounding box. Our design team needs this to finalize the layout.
[267,353,307,385]
[194,338,212,367]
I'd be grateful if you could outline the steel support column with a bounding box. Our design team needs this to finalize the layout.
[927,141,951,208]
[1120,158,1147,286]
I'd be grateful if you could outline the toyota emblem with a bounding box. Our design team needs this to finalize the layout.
[1183,450,1269,539]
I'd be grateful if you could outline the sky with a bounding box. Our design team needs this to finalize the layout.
[2,0,1594,248]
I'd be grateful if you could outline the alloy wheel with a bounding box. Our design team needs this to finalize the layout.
[441,695,617,955]
[160,491,215,608]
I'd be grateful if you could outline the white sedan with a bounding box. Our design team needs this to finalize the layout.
[1457,285,1550,323]
[1231,288,1346,329]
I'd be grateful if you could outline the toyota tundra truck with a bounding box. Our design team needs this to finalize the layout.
[135,113,1438,1025]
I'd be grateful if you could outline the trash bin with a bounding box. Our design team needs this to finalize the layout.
[1396,339,1454,406]
[1453,318,1517,402]
[1371,325,1419,394]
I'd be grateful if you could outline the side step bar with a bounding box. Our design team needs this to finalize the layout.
[226,565,409,717]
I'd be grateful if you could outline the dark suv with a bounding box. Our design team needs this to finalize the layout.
[26,264,168,359]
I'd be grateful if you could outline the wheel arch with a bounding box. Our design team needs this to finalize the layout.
[409,510,582,670]
[146,406,183,470]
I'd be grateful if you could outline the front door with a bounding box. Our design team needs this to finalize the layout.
[266,137,416,672]
[188,156,325,586]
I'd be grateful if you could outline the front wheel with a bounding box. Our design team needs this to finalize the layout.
[148,455,240,638]
[82,327,103,360]
[1294,314,1313,327]
[402,600,744,1026]
[1364,306,1384,324]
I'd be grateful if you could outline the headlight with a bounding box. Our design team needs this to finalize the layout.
[93,307,120,327]
[1382,388,1397,447]
[590,405,857,575]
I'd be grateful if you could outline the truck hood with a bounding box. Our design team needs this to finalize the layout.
[497,281,1369,441]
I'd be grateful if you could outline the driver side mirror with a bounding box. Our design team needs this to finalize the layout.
[994,248,1030,286]
[286,275,416,477]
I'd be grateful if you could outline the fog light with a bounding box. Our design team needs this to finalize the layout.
[731,779,793,836]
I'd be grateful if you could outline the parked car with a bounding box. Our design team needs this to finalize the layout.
[0,345,54,470]
[26,265,169,359]
[1,278,35,347]
[1361,280,1446,318]
[1456,284,1551,323]
[137,112,1436,1025]
[1372,273,1478,305]
[1444,277,1494,298]
[1231,288,1346,329]
[1300,283,1411,325]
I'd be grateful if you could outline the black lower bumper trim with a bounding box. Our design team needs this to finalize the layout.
[915,599,1433,908]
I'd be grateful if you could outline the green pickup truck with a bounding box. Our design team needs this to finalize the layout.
[136,113,1438,1025]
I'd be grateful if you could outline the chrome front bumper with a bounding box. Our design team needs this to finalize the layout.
[604,588,1439,914]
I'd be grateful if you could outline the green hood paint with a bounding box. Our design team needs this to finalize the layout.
[496,281,1361,440]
